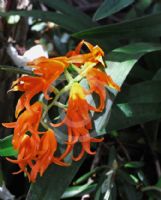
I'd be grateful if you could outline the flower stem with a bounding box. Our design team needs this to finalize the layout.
[42,62,95,119]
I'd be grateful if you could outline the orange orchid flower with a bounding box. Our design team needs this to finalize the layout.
[11,57,67,117]
[3,103,67,182]
[67,40,105,66]
[6,129,66,182]
[29,129,67,182]
[27,56,67,81]
[52,82,103,161]
[3,102,42,149]
[2,40,120,182]
[11,76,46,117]
[86,68,120,111]
[6,134,41,181]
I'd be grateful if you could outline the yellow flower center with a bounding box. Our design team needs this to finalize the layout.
[70,82,85,100]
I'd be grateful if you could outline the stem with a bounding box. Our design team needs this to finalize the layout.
[40,120,49,130]
[42,62,95,120]
[71,64,81,73]
[51,85,60,95]
[64,68,73,82]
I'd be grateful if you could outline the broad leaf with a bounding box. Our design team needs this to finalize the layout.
[0,135,17,156]
[116,80,161,104]
[0,10,91,32]
[108,102,161,132]
[93,43,161,133]
[27,43,161,200]
[26,159,84,200]
[73,13,161,40]
[40,0,94,28]
[93,0,134,21]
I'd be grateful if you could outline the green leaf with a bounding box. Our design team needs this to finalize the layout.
[73,13,161,39]
[40,0,94,28]
[95,169,116,200]
[108,102,161,132]
[117,170,142,199]
[124,161,144,169]
[116,80,161,104]
[27,43,161,200]
[26,159,84,200]
[74,166,107,185]
[93,0,134,21]
[0,135,17,156]
[117,169,136,185]
[61,183,97,199]
[0,135,12,149]
[118,183,142,200]
[153,68,161,80]
[0,147,17,156]
[93,43,161,133]
[0,65,34,76]
[0,10,92,32]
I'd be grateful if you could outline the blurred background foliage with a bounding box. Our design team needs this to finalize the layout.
[0,0,161,199]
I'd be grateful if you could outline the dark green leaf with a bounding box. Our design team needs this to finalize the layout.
[93,0,134,21]
[0,65,34,76]
[124,161,144,169]
[93,43,161,133]
[108,103,161,132]
[73,13,161,40]
[74,166,107,185]
[40,0,94,28]
[118,183,142,200]
[27,43,161,200]
[0,10,91,32]
[116,81,161,104]
[153,68,161,80]
[61,183,97,199]
[117,169,136,185]
[94,169,115,200]
[27,159,84,200]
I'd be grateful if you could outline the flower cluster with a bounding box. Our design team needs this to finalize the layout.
[3,40,120,182]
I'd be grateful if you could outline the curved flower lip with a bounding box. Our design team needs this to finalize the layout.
[2,102,42,149]
[10,56,68,117]
[27,56,68,70]
[51,82,104,162]
[84,67,120,112]
[5,128,69,182]
[67,40,105,66]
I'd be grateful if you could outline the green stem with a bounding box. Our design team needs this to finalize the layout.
[64,68,73,82]
[42,63,95,119]
[40,120,49,130]
[51,86,60,95]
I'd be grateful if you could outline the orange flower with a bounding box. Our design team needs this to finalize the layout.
[6,129,66,182]
[27,56,67,81]
[6,134,41,181]
[30,129,67,182]
[11,57,67,117]
[86,68,120,111]
[3,102,67,182]
[52,82,103,161]
[67,40,105,66]
[3,102,42,149]
[2,40,120,181]
[11,76,46,117]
